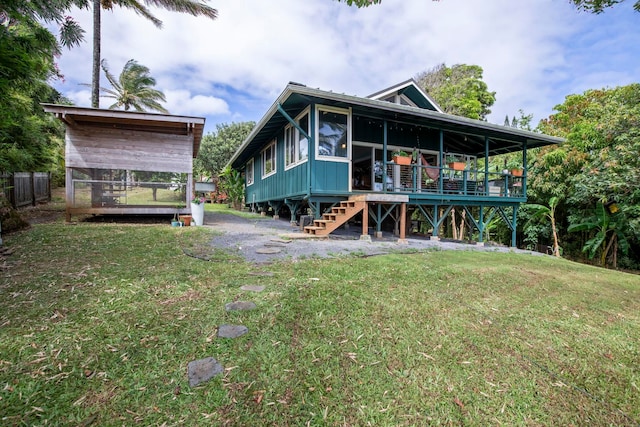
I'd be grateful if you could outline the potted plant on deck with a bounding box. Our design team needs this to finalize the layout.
[506,159,523,176]
[446,155,466,171]
[392,150,412,165]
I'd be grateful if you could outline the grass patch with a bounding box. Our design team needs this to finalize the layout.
[1,222,639,425]
[207,202,275,220]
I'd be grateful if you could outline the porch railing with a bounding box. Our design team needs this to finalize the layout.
[379,163,524,198]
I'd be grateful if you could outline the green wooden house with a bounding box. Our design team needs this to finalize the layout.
[228,79,562,246]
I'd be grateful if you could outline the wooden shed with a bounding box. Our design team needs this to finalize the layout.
[42,104,205,221]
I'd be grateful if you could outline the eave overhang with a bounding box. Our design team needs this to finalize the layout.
[42,104,206,157]
[229,84,564,168]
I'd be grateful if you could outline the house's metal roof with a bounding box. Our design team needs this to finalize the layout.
[42,104,206,157]
[229,83,564,168]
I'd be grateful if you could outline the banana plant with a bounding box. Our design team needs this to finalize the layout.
[568,202,630,268]
[219,166,245,210]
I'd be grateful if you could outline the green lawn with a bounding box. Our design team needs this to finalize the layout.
[1,210,639,426]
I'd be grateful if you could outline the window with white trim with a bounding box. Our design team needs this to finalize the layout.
[285,127,295,167]
[245,158,254,186]
[381,93,417,107]
[317,107,349,159]
[284,110,309,168]
[262,140,276,177]
[298,112,309,161]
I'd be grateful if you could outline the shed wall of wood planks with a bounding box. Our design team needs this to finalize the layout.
[65,126,194,173]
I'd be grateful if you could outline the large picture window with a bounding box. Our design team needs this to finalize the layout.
[245,158,254,186]
[284,110,309,168]
[318,107,349,159]
[262,140,276,178]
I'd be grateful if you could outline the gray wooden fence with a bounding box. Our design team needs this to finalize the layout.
[1,172,51,208]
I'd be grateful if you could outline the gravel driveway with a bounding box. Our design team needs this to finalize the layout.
[204,211,542,264]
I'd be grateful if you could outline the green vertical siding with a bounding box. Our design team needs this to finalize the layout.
[284,162,309,196]
[244,135,310,204]
[312,160,349,193]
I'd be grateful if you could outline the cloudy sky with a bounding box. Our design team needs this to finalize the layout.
[51,0,640,135]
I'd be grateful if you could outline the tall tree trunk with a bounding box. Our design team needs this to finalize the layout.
[451,208,458,240]
[603,232,616,268]
[92,0,101,108]
[551,216,561,257]
[450,207,467,240]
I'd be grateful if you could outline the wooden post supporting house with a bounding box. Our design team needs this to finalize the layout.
[398,202,407,243]
[361,201,369,241]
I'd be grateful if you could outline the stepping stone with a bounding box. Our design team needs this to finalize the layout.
[241,285,265,292]
[225,301,257,311]
[270,238,292,244]
[256,247,281,254]
[187,357,223,387]
[217,324,249,338]
[264,242,286,248]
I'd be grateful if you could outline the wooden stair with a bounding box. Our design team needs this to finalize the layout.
[303,198,366,236]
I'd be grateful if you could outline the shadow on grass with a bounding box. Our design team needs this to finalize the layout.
[81,214,175,224]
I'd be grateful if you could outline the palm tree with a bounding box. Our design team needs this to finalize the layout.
[99,59,168,113]
[90,0,218,108]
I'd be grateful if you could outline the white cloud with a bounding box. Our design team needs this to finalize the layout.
[63,89,92,108]
[164,90,229,117]
[50,0,640,133]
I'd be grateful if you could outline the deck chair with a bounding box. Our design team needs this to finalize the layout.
[419,153,440,190]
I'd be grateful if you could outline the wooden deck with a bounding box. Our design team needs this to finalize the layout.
[359,163,525,204]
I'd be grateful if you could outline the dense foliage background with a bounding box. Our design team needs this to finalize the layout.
[1,1,638,270]
[527,84,640,269]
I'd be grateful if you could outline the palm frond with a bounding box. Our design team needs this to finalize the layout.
[111,0,162,26]
[99,58,168,113]
[142,0,218,19]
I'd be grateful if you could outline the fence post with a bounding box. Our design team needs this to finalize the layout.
[0,173,7,206]
[31,172,36,206]
[9,173,15,208]
[0,173,4,246]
